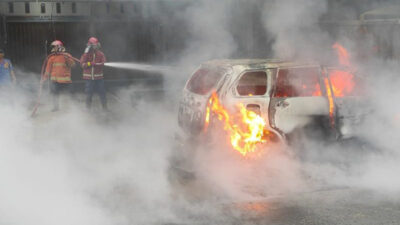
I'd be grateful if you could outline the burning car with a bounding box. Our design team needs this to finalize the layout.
[178,58,365,156]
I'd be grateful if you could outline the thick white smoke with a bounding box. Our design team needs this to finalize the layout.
[260,0,400,196]
[177,0,237,66]
[0,93,179,224]
[262,0,331,59]
[2,0,400,225]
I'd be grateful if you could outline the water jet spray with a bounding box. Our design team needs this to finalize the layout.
[104,62,175,73]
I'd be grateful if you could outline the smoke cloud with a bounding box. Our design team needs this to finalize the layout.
[262,0,331,60]
[1,0,400,224]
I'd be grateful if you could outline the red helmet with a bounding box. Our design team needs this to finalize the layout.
[51,40,63,47]
[87,37,99,45]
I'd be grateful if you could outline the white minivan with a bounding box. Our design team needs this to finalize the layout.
[178,59,364,145]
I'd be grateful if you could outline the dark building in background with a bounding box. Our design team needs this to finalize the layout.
[322,0,400,61]
[0,1,268,77]
[0,0,185,90]
[1,0,397,83]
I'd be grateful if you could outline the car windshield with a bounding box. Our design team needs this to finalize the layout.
[186,67,225,95]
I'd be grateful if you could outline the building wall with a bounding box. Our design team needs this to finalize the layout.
[0,2,90,17]
[0,1,159,19]
[0,1,168,74]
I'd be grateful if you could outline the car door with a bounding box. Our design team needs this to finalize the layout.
[268,66,330,135]
[325,67,366,138]
[225,69,275,128]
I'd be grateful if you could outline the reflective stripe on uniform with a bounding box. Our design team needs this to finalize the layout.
[51,76,71,82]
[83,73,103,78]
[52,62,67,67]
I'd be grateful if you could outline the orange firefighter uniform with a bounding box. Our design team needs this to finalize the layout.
[43,53,75,83]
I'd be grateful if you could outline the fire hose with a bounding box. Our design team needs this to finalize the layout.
[31,53,81,117]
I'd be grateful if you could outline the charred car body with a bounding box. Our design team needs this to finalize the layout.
[178,59,364,146]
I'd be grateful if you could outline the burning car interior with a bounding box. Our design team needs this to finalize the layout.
[236,71,268,96]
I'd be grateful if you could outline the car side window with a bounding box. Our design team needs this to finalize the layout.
[274,67,322,97]
[236,71,267,96]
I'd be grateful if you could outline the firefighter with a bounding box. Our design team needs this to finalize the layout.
[42,40,75,111]
[80,37,107,110]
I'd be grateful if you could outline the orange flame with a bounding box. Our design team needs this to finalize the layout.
[329,70,355,97]
[312,83,322,96]
[331,43,356,97]
[204,92,268,156]
[332,42,351,67]
[324,77,335,127]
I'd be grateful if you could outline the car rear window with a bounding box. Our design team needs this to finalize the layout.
[186,68,224,95]
[274,67,322,97]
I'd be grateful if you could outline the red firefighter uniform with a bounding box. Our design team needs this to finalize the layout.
[44,53,75,83]
[80,51,106,80]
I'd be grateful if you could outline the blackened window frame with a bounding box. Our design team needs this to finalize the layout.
[25,2,30,14]
[72,2,77,14]
[40,3,46,14]
[274,67,322,98]
[56,2,61,14]
[236,71,268,96]
[8,2,14,13]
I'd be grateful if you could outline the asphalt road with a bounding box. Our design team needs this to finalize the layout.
[167,181,400,225]
[168,160,400,225]
[228,188,400,225]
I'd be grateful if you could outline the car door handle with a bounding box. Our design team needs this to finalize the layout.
[276,100,289,108]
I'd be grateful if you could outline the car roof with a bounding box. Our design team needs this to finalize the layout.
[200,59,320,69]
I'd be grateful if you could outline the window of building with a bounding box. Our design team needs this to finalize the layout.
[236,71,267,96]
[72,2,77,14]
[8,2,14,13]
[274,67,322,97]
[40,3,46,14]
[56,2,61,14]
[25,2,30,14]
